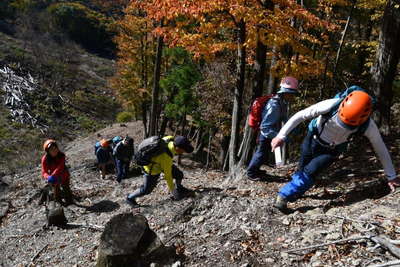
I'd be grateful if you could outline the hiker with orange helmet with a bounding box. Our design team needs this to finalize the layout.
[247,76,300,181]
[95,138,114,179]
[41,139,73,205]
[270,88,399,211]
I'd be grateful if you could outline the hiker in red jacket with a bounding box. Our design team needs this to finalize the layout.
[247,76,300,181]
[41,139,73,205]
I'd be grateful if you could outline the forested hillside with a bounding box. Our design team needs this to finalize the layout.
[0,0,399,266]
[0,0,124,173]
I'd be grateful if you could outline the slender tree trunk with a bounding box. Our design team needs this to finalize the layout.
[149,21,164,136]
[237,35,267,167]
[266,46,277,94]
[333,0,356,76]
[220,135,230,170]
[158,116,168,137]
[370,0,400,134]
[228,19,246,174]
[205,128,213,171]
[141,102,148,138]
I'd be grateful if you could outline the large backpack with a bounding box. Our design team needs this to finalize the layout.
[307,85,376,150]
[94,141,101,155]
[248,94,275,129]
[134,136,174,166]
[112,136,122,147]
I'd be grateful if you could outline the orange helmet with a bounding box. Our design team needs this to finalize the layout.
[339,91,372,126]
[43,139,57,152]
[100,139,109,147]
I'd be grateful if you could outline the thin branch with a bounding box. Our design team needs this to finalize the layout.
[370,236,400,258]
[26,243,48,267]
[369,260,400,267]
[164,229,184,244]
[285,236,368,253]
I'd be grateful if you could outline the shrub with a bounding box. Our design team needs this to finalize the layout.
[116,111,133,123]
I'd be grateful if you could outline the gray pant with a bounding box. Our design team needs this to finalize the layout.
[127,165,183,200]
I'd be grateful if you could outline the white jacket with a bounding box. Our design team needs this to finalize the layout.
[276,99,397,180]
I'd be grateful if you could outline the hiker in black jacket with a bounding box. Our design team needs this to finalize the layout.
[113,136,134,183]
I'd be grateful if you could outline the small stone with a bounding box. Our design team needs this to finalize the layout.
[244,229,252,237]
[265,258,274,263]
[197,216,205,223]
[280,252,289,259]
[311,261,324,267]
[172,261,181,267]
[282,218,290,225]
[326,232,341,240]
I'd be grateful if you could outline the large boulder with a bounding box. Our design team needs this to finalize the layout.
[96,213,177,267]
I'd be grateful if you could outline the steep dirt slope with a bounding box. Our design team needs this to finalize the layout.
[0,121,399,266]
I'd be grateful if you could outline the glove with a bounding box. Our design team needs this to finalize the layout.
[47,175,59,184]
[388,177,400,193]
[171,188,182,201]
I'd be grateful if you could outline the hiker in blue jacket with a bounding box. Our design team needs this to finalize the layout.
[271,89,399,211]
[247,76,300,181]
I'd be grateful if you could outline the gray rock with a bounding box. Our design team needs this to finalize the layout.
[96,213,177,267]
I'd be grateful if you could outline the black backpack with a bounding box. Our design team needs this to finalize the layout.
[134,136,173,166]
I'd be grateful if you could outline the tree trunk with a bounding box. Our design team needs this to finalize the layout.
[266,46,277,94]
[220,135,230,170]
[149,22,164,137]
[333,0,356,76]
[228,19,246,174]
[237,36,267,167]
[141,102,148,138]
[158,116,168,137]
[370,0,400,134]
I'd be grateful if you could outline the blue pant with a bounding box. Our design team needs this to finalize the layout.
[127,165,184,199]
[116,159,130,182]
[247,134,271,177]
[279,132,340,201]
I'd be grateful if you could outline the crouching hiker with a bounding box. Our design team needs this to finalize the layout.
[126,135,194,207]
[270,88,399,212]
[95,139,114,179]
[113,136,134,183]
[41,139,73,205]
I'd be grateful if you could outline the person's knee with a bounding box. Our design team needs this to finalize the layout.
[279,171,314,201]
[172,166,184,180]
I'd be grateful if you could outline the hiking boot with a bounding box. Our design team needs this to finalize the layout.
[256,169,268,176]
[273,195,288,211]
[177,186,192,194]
[247,175,265,182]
[126,198,139,208]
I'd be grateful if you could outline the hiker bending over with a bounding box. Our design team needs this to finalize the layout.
[126,135,194,207]
[113,136,134,183]
[41,139,73,205]
[247,76,300,181]
[96,139,114,179]
[270,88,399,211]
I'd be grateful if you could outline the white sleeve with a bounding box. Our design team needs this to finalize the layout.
[276,99,340,140]
[364,119,397,180]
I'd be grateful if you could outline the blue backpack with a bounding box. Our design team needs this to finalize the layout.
[112,136,122,147]
[94,136,122,155]
[94,141,102,155]
[307,86,375,150]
